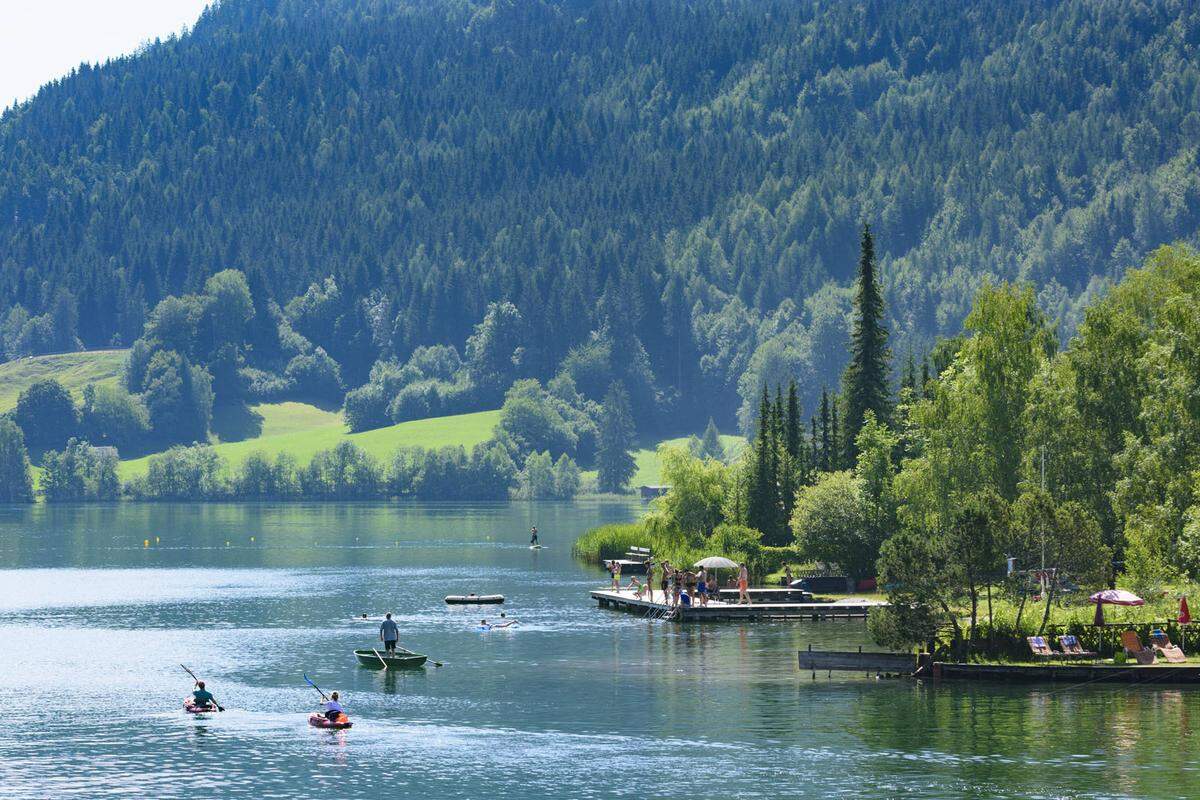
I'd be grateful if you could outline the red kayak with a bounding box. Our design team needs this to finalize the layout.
[184,699,218,714]
[309,713,352,730]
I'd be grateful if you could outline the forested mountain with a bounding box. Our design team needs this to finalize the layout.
[2,0,1200,429]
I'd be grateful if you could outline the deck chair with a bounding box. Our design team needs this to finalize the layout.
[1026,636,1054,658]
[1121,630,1156,664]
[1150,629,1188,663]
[1057,635,1096,658]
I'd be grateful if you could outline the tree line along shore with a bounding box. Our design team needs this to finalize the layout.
[576,239,1200,659]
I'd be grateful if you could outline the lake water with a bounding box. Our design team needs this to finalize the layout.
[0,501,1196,799]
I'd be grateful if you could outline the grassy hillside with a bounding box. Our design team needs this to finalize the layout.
[0,350,127,413]
[118,405,501,479]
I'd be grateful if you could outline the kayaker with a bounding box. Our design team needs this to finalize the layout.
[321,691,345,721]
[379,612,400,654]
[191,681,217,710]
[530,526,539,545]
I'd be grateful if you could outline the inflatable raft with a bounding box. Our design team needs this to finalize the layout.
[184,699,218,714]
[444,594,505,605]
[309,713,352,730]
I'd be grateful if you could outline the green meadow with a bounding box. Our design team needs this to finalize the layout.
[0,350,127,413]
[118,405,502,479]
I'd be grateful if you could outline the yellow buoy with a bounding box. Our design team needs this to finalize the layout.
[143,539,149,548]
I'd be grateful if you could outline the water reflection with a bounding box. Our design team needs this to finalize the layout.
[2,502,1199,799]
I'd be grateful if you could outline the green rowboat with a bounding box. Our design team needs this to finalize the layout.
[354,648,428,669]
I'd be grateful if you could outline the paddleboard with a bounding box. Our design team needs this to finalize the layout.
[529,544,545,550]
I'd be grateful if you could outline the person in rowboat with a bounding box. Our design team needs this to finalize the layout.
[379,612,400,654]
[530,526,539,545]
[191,681,217,710]
[321,691,345,721]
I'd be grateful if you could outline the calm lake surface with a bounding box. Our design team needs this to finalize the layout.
[0,501,1196,799]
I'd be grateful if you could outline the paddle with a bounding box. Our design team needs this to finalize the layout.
[397,645,443,668]
[372,648,388,670]
[180,664,224,712]
[303,673,329,701]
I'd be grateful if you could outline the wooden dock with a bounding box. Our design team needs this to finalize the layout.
[797,645,918,673]
[931,661,1200,684]
[590,588,885,622]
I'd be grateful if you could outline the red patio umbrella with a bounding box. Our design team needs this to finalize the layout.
[1179,596,1191,625]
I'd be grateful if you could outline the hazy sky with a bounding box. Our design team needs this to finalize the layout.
[1,0,212,110]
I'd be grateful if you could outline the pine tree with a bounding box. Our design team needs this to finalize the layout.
[698,417,724,461]
[748,386,775,536]
[810,416,819,468]
[597,381,636,493]
[785,381,801,459]
[921,358,931,398]
[819,388,831,472]
[830,399,841,471]
[901,353,917,393]
[841,223,892,461]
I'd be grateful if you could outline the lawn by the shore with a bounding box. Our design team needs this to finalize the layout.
[117,405,502,479]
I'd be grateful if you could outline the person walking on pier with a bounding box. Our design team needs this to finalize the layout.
[737,563,752,605]
[379,612,400,653]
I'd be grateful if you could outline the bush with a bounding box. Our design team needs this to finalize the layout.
[239,367,294,402]
[133,445,228,499]
[285,347,343,404]
[14,379,79,451]
[81,384,150,452]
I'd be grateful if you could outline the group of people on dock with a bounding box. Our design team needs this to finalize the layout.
[608,559,752,607]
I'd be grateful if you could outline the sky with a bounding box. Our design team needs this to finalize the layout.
[0,0,212,110]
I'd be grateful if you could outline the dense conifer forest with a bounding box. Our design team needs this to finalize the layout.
[3,0,1200,431]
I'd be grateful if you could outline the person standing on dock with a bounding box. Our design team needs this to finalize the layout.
[697,567,708,607]
[379,612,400,653]
[659,561,669,606]
[644,559,654,603]
[610,560,622,590]
[738,563,752,604]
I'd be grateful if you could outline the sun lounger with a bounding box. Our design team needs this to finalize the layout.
[1057,635,1096,658]
[1121,630,1156,664]
[1150,630,1187,663]
[1026,636,1054,658]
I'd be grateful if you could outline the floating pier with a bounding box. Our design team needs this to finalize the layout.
[796,647,1200,684]
[590,588,885,621]
[929,661,1200,684]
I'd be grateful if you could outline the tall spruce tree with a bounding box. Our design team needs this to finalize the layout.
[830,400,841,471]
[785,381,802,459]
[819,388,831,472]
[699,417,725,461]
[748,386,775,536]
[842,223,892,460]
[597,382,637,494]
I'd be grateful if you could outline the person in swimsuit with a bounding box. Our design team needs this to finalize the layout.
[738,563,752,605]
[672,569,682,608]
[644,560,655,603]
[530,526,539,545]
[321,691,345,721]
[697,567,708,607]
[610,560,622,590]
